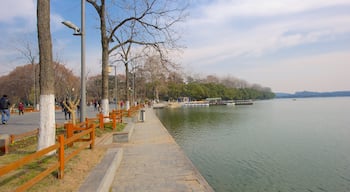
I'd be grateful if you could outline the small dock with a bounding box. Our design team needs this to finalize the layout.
[234,99,254,105]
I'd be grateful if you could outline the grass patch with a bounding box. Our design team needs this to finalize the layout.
[95,122,125,137]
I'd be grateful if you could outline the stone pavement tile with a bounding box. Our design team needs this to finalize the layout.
[110,108,213,192]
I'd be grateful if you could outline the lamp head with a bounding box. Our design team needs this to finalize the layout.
[62,21,81,35]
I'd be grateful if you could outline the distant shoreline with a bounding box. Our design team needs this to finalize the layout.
[274,91,350,98]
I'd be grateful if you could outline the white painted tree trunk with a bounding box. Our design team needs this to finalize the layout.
[37,94,56,153]
[101,98,109,122]
[126,100,130,110]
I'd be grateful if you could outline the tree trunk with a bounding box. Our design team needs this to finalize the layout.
[125,63,130,110]
[37,0,56,152]
[99,0,109,117]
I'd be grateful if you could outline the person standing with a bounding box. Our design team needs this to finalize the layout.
[63,98,71,120]
[63,106,71,120]
[18,102,24,115]
[93,99,97,111]
[0,95,11,124]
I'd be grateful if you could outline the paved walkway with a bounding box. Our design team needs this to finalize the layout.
[0,106,99,135]
[109,108,213,192]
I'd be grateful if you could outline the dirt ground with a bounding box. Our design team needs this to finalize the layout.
[0,145,108,192]
[32,145,108,192]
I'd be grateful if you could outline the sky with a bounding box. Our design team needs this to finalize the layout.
[0,0,349,93]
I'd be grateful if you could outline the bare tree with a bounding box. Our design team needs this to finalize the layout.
[53,63,80,101]
[37,0,56,151]
[86,74,102,101]
[110,49,143,109]
[143,55,169,100]
[87,0,187,115]
[0,65,34,104]
[13,35,68,108]
[14,36,39,108]
[0,63,79,107]
[62,97,80,125]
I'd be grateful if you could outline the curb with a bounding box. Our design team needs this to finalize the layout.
[78,147,123,192]
[78,119,135,191]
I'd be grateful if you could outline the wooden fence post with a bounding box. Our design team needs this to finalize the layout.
[112,112,116,130]
[85,117,89,129]
[58,135,65,179]
[99,113,104,130]
[65,123,74,147]
[10,135,15,144]
[90,124,95,149]
[0,135,9,155]
[128,109,131,117]
[119,110,123,123]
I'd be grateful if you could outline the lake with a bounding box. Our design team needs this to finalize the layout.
[155,97,350,192]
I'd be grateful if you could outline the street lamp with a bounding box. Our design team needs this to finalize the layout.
[62,0,86,122]
[109,64,118,110]
[62,21,81,35]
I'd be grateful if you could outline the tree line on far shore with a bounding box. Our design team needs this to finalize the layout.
[0,62,274,107]
[163,76,275,101]
[166,82,275,101]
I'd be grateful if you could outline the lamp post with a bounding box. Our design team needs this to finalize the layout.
[109,64,118,110]
[132,72,135,106]
[62,0,86,122]
[32,63,36,109]
[131,65,138,106]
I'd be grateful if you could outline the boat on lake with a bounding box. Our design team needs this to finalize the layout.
[183,101,209,107]
[234,100,254,105]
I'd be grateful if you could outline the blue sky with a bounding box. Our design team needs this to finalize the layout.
[0,0,349,93]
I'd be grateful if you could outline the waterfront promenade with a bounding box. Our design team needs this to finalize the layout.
[0,106,214,191]
[109,107,213,192]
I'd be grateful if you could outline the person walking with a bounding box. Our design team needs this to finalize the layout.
[0,94,11,124]
[18,102,24,115]
[63,106,71,120]
[63,99,71,120]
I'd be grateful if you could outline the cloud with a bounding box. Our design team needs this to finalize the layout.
[183,0,350,69]
[51,13,66,32]
[195,0,350,20]
[179,0,350,92]
[0,1,35,23]
[244,50,350,92]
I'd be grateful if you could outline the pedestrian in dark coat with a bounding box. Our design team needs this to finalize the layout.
[0,95,11,124]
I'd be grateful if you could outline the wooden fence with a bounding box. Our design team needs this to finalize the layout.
[3,105,142,154]
[0,105,142,190]
[126,104,143,117]
[8,109,124,148]
[10,128,39,144]
[0,124,95,192]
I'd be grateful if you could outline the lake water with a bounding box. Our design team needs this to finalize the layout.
[155,97,350,192]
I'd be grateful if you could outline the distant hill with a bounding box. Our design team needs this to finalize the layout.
[275,91,350,98]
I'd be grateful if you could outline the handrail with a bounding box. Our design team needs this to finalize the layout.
[0,124,95,191]
[126,104,142,117]
[10,122,73,144]
[7,110,124,154]
[0,143,60,177]
[10,128,39,144]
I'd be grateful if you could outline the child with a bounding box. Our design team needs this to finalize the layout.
[18,102,24,115]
